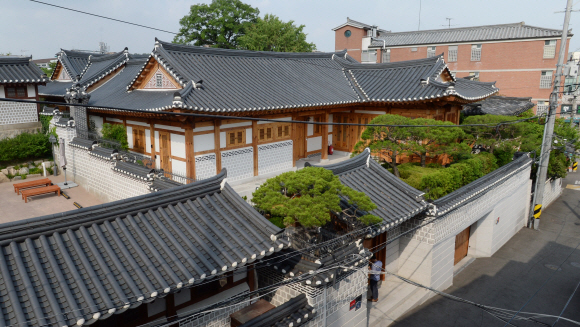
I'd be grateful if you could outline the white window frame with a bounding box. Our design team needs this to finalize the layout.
[427,46,436,58]
[536,101,549,116]
[543,40,557,59]
[540,71,553,89]
[471,44,482,61]
[361,49,377,63]
[448,45,458,62]
[382,49,390,63]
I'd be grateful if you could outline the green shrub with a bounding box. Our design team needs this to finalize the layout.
[20,174,26,180]
[0,133,51,163]
[6,174,14,180]
[46,167,53,175]
[268,216,285,229]
[101,123,129,151]
[29,167,42,174]
[39,115,53,134]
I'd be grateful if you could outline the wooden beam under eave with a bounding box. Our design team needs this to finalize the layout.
[185,123,195,182]
[252,120,258,176]
[149,121,156,166]
[321,111,329,160]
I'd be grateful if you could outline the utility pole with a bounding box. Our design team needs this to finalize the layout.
[529,0,573,230]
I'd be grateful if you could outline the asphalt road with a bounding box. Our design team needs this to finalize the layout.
[391,173,580,327]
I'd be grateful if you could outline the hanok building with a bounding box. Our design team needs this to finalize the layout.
[45,39,497,184]
[0,56,47,139]
[0,171,291,327]
[333,19,571,115]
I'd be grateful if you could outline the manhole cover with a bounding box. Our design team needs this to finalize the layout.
[571,262,580,268]
[545,264,562,271]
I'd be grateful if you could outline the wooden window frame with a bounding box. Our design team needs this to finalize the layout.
[130,126,148,154]
[4,86,28,99]
[257,123,292,144]
[225,128,247,149]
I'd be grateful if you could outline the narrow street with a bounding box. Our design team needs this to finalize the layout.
[389,172,580,326]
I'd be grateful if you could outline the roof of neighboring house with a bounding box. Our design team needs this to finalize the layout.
[38,80,74,96]
[462,96,535,116]
[238,294,316,327]
[0,56,47,84]
[0,170,287,327]
[369,22,567,48]
[52,49,105,80]
[332,17,390,33]
[308,148,429,234]
[433,154,532,216]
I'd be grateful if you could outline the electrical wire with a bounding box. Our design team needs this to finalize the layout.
[552,280,580,326]
[28,0,178,35]
[0,97,548,128]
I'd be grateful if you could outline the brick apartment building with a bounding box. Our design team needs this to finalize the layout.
[333,18,572,114]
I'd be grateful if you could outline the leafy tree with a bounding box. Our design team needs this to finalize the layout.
[238,14,316,52]
[354,114,413,177]
[40,61,57,76]
[101,123,128,151]
[252,167,381,228]
[405,118,470,167]
[174,0,259,49]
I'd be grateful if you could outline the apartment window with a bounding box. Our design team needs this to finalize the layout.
[544,40,557,59]
[361,50,377,63]
[536,101,549,116]
[427,46,436,58]
[155,73,163,88]
[448,45,458,62]
[471,44,482,61]
[540,71,553,89]
[469,72,480,80]
[382,49,391,63]
[4,86,27,98]
[226,129,246,148]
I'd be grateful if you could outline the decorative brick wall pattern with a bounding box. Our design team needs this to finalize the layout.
[0,101,37,125]
[542,178,562,209]
[258,140,293,175]
[221,147,253,182]
[195,153,217,180]
[177,293,250,327]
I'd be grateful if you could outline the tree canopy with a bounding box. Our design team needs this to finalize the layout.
[252,167,381,228]
[237,14,316,52]
[40,61,56,77]
[173,0,259,49]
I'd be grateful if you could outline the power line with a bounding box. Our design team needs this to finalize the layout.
[0,98,546,128]
[552,280,580,326]
[28,0,178,35]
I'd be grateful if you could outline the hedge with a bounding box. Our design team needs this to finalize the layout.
[0,132,51,163]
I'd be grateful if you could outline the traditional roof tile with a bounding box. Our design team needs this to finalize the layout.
[0,56,47,84]
[308,149,429,234]
[0,170,288,327]
[462,96,535,116]
[370,22,567,47]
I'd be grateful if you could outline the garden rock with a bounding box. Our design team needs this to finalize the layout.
[34,160,44,166]
[28,174,41,178]
[13,176,21,180]
[7,167,16,175]
[44,161,54,167]
[19,167,29,175]
[0,174,9,183]
[27,161,34,166]
[0,169,7,175]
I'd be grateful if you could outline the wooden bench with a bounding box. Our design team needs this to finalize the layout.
[13,178,52,195]
[21,185,61,203]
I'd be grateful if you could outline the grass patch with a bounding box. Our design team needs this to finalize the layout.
[268,216,286,229]
[397,163,443,190]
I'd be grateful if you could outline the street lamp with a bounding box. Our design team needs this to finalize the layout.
[48,134,57,176]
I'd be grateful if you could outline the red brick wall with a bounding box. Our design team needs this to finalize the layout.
[334,26,367,62]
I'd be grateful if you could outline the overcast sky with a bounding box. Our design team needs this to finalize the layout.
[1,0,578,59]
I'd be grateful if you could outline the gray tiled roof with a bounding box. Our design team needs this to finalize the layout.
[433,154,532,216]
[0,170,287,327]
[370,22,567,47]
[462,96,535,116]
[77,50,129,88]
[336,55,498,102]
[332,17,390,33]
[38,80,73,96]
[53,49,105,80]
[87,40,496,113]
[0,56,47,84]
[309,149,429,232]
[238,294,316,327]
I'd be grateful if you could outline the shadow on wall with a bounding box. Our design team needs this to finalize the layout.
[390,237,580,327]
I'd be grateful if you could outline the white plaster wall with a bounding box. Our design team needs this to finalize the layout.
[171,133,186,159]
[246,128,252,144]
[107,118,123,123]
[328,134,333,147]
[27,85,36,97]
[193,133,214,152]
[258,117,291,125]
[307,136,322,152]
[126,126,133,148]
[307,117,314,136]
[354,110,386,115]
[195,153,217,180]
[328,114,333,132]
[145,129,151,152]
[398,237,434,286]
[221,122,251,129]
[154,131,160,152]
[193,125,213,133]
[171,160,187,183]
[220,131,226,148]
[154,124,184,132]
[384,237,399,273]
[258,140,293,175]
[126,120,149,127]
[543,178,563,209]
[89,115,103,134]
[0,86,4,97]
[429,237,455,291]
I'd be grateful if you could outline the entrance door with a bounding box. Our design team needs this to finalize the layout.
[293,118,306,161]
[159,131,171,173]
[333,114,350,151]
[454,226,471,265]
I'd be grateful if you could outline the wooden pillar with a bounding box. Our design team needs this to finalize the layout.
[149,122,156,163]
[185,122,195,181]
[253,120,258,175]
[214,119,222,173]
[165,293,177,323]
[247,264,256,292]
[321,111,329,160]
